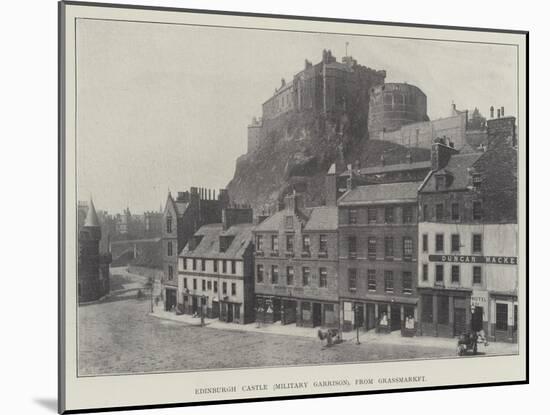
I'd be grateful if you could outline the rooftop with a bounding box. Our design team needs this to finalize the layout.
[338,181,423,206]
[180,223,254,259]
[254,206,338,232]
[420,153,482,193]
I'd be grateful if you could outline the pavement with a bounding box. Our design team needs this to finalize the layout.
[150,302,518,356]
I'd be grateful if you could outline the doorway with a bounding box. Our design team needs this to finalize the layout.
[390,304,402,331]
[366,303,376,330]
[312,302,322,327]
[471,306,483,332]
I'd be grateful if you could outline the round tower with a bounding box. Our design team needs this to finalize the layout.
[368,83,429,139]
[78,198,102,302]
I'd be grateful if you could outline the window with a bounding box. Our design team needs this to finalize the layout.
[193,278,197,290]
[384,237,394,258]
[403,237,413,260]
[472,234,483,253]
[271,235,278,252]
[473,266,482,284]
[368,237,377,259]
[231,260,236,274]
[385,207,394,223]
[422,294,433,322]
[422,234,428,252]
[403,272,412,294]
[302,235,311,251]
[435,203,444,221]
[271,265,279,284]
[319,234,328,254]
[402,206,413,223]
[451,234,460,252]
[168,266,173,280]
[213,281,218,293]
[367,270,376,291]
[496,303,508,331]
[213,260,218,273]
[319,268,327,288]
[256,264,264,283]
[435,176,445,191]
[222,260,227,273]
[166,216,172,233]
[183,278,187,289]
[286,234,294,252]
[451,265,460,283]
[438,296,449,324]
[201,259,206,271]
[222,282,227,295]
[192,259,197,270]
[202,279,206,291]
[348,268,357,291]
[286,266,294,285]
[368,207,377,224]
[473,201,482,220]
[384,271,394,292]
[256,235,264,251]
[423,204,429,221]
[435,234,444,252]
[349,209,358,224]
[451,203,460,220]
[231,283,236,296]
[348,236,357,259]
[422,264,428,281]
[285,216,294,229]
[472,173,482,190]
[167,241,173,256]
[302,267,310,286]
[183,257,187,270]
[207,281,212,290]
[435,264,444,283]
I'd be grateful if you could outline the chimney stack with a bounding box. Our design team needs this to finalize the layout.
[497,108,501,118]
[487,113,516,148]
[490,106,494,119]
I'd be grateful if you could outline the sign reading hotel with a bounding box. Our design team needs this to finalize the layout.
[428,255,518,265]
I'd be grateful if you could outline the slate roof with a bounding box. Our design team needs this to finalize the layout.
[338,181,422,206]
[180,223,254,259]
[355,161,432,176]
[420,153,482,193]
[166,193,190,217]
[254,206,338,232]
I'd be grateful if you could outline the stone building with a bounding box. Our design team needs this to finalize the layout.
[416,110,518,342]
[247,116,263,153]
[177,208,255,324]
[78,198,111,303]
[337,181,421,333]
[253,192,340,328]
[161,187,230,311]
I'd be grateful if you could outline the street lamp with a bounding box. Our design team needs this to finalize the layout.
[352,303,361,345]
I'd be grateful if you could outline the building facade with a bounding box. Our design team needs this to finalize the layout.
[253,193,340,328]
[417,114,518,342]
[337,181,421,333]
[177,208,255,324]
[161,187,229,311]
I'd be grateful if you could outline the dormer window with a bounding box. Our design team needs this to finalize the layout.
[472,173,482,190]
[219,235,234,253]
[285,216,294,229]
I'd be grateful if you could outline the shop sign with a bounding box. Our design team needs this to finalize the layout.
[429,255,517,265]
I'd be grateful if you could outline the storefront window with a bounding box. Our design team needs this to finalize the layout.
[496,303,508,331]
[422,295,433,322]
[438,296,449,324]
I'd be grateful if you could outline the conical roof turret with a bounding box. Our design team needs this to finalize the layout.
[84,198,100,227]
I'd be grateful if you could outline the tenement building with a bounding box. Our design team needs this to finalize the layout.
[417,111,518,342]
[161,187,229,311]
[253,192,339,328]
[338,181,420,333]
[177,208,255,324]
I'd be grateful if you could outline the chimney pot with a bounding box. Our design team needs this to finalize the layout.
[501,106,505,117]
[497,109,501,118]
[490,106,494,119]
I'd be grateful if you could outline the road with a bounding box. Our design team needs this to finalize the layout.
[78,268,514,376]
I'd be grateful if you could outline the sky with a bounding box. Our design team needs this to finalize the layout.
[76,19,517,214]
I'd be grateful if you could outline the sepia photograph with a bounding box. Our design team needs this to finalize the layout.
[59,1,527,412]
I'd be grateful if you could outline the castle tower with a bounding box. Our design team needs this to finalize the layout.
[78,198,103,303]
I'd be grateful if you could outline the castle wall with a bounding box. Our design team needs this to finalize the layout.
[373,112,468,150]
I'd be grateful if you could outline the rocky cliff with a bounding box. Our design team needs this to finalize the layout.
[226,110,431,213]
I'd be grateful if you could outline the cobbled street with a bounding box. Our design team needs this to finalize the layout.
[78,269,517,376]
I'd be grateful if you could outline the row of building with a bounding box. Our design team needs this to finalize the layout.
[161,112,518,343]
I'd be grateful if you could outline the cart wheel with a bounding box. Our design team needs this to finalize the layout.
[456,346,464,356]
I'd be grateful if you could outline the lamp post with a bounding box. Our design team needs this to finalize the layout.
[352,302,361,345]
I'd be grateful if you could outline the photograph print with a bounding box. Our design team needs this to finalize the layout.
[60,1,527,412]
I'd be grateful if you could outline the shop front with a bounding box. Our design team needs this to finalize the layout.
[255,295,338,328]
[164,286,177,312]
[418,288,472,338]
[489,294,518,343]
[341,297,418,335]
